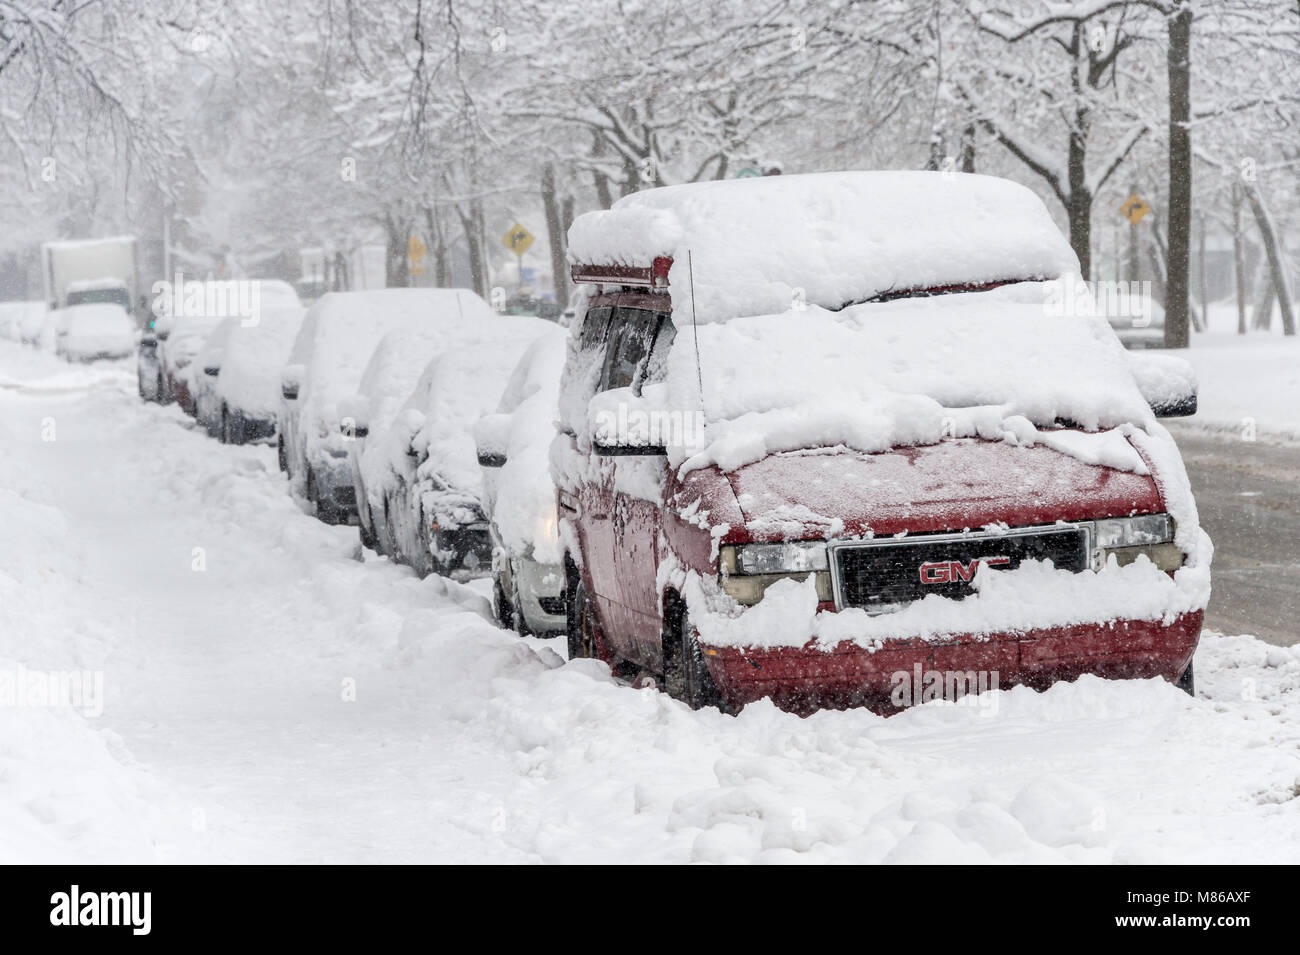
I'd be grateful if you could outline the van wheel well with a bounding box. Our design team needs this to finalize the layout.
[660,589,685,676]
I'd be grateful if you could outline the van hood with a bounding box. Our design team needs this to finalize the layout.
[713,437,1163,542]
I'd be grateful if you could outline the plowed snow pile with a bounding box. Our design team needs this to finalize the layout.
[0,339,1297,863]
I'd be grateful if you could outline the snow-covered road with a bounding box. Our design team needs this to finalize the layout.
[2,341,1299,863]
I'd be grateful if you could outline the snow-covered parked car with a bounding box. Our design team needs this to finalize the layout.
[0,301,47,344]
[280,288,492,525]
[474,328,569,635]
[50,303,136,362]
[556,170,1207,713]
[193,319,238,438]
[150,279,281,412]
[345,309,497,553]
[375,317,557,578]
[1105,290,1166,349]
[153,299,227,412]
[192,281,304,443]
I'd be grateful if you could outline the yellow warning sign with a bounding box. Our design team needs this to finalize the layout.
[1120,193,1151,226]
[502,223,534,255]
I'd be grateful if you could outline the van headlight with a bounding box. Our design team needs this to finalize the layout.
[723,541,828,574]
[1093,514,1182,570]
[719,542,832,605]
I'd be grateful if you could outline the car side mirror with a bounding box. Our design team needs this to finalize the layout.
[474,412,511,468]
[1128,353,1198,418]
[281,363,305,401]
[400,408,426,459]
[337,395,369,439]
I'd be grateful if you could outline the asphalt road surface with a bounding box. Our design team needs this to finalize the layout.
[1168,424,1300,647]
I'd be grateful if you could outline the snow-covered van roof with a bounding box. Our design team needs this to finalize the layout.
[566,171,1079,324]
[66,277,129,293]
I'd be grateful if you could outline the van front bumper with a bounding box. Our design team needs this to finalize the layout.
[701,611,1203,715]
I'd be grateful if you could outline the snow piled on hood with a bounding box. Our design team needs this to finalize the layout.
[647,283,1154,474]
[566,171,1079,324]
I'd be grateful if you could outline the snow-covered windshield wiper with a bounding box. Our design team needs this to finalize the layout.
[829,278,1039,311]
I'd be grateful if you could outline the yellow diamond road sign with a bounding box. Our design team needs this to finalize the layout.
[408,235,428,274]
[503,223,535,255]
[1120,193,1151,226]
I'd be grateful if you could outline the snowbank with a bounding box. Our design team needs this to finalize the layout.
[567,171,1079,323]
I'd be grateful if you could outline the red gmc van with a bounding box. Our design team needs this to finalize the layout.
[552,171,1209,713]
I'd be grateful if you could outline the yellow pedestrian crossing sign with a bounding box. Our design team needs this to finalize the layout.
[1120,193,1151,226]
[502,223,535,255]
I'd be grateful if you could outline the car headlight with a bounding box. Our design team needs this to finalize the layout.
[1093,514,1181,570]
[722,541,829,575]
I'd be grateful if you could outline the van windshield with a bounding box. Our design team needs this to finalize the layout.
[67,287,131,311]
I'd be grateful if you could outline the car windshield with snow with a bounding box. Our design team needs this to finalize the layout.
[556,170,1208,713]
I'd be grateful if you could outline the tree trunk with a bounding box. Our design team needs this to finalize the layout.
[1127,183,1141,282]
[1163,2,1193,348]
[1066,121,1092,280]
[457,203,488,300]
[1254,278,1275,331]
[1243,183,1296,335]
[1194,213,1208,333]
[1147,222,1168,304]
[591,132,614,210]
[424,206,448,288]
[541,163,569,309]
[1232,184,1247,334]
[958,124,976,173]
[384,212,410,288]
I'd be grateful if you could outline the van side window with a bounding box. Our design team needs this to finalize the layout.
[599,307,657,392]
[635,314,676,395]
[578,306,612,353]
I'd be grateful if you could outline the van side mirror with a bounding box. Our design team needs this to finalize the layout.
[588,387,671,456]
[1128,353,1198,418]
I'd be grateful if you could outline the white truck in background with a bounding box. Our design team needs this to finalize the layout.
[42,236,141,325]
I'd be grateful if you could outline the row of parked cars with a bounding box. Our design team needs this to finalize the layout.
[137,280,569,636]
[0,295,136,362]
[116,170,1207,716]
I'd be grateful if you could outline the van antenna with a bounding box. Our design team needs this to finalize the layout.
[688,250,705,417]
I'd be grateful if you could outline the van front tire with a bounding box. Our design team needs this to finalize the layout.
[664,601,725,711]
